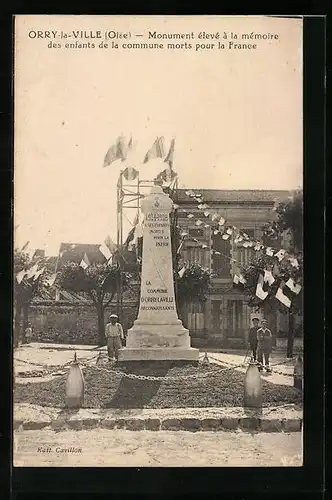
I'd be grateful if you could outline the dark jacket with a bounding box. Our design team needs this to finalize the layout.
[257,327,273,353]
[248,327,259,347]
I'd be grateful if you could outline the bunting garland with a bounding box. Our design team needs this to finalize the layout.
[173,188,302,309]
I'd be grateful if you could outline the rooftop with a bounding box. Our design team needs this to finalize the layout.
[175,189,293,204]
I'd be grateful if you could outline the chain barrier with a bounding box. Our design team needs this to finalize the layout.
[206,354,295,378]
[78,357,245,381]
[14,351,296,381]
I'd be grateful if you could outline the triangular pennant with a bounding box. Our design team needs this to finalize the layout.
[256,274,268,300]
[266,247,274,256]
[275,282,292,307]
[275,249,286,262]
[263,270,275,286]
[285,278,302,295]
[222,234,230,240]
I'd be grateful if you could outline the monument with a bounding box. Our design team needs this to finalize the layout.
[118,185,199,361]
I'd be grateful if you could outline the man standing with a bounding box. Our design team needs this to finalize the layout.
[248,317,260,361]
[105,314,124,362]
[257,319,273,372]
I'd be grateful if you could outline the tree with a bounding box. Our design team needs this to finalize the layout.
[14,249,50,347]
[57,262,132,345]
[175,262,211,327]
[241,251,303,357]
[264,189,303,253]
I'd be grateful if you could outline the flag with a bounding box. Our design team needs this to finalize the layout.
[123,166,139,181]
[46,273,57,287]
[180,231,189,237]
[80,253,90,270]
[233,274,246,285]
[289,257,299,268]
[213,230,219,235]
[285,278,302,295]
[177,239,185,255]
[266,247,274,256]
[164,138,175,168]
[128,136,133,150]
[275,249,286,262]
[226,228,233,235]
[143,137,165,163]
[204,210,210,217]
[222,234,230,240]
[196,219,203,226]
[21,241,30,252]
[235,236,243,244]
[263,270,275,286]
[99,243,112,261]
[104,235,117,254]
[202,244,208,249]
[218,217,225,226]
[103,144,118,167]
[276,282,291,308]
[178,264,187,278]
[187,214,194,219]
[16,269,26,284]
[26,263,39,280]
[256,274,268,300]
[116,135,127,161]
[254,243,263,251]
[124,226,136,248]
[33,267,45,281]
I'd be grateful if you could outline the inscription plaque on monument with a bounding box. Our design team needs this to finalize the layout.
[119,185,199,361]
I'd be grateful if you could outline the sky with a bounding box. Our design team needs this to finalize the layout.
[14,15,303,255]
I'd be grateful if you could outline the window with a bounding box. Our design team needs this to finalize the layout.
[212,233,231,278]
[226,299,244,338]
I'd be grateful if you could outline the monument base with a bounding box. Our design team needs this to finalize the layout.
[118,347,199,361]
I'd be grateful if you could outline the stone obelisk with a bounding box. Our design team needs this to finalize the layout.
[118,185,199,361]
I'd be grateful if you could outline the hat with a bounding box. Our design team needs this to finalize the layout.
[109,314,118,319]
[252,317,259,321]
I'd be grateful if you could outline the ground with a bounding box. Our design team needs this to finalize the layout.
[14,354,302,409]
[14,428,303,467]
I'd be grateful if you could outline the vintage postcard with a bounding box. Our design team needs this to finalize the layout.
[13,15,303,467]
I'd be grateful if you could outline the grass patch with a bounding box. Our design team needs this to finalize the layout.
[14,361,302,409]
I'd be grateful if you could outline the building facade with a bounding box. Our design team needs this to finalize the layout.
[176,189,293,347]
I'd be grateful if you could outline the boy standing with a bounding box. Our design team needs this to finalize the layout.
[248,317,260,361]
[105,314,124,361]
[257,319,273,372]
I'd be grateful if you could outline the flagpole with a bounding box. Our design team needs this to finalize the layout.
[116,171,123,320]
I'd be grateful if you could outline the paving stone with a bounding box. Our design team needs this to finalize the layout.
[144,418,161,431]
[22,421,50,430]
[161,418,181,431]
[282,419,302,432]
[101,419,116,430]
[124,419,145,431]
[114,419,125,429]
[181,418,201,432]
[221,417,239,430]
[67,419,84,430]
[201,418,222,431]
[239,417,260,431]
[13,420,23,430]
[260,419,283,432]
[81,418,100,429]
